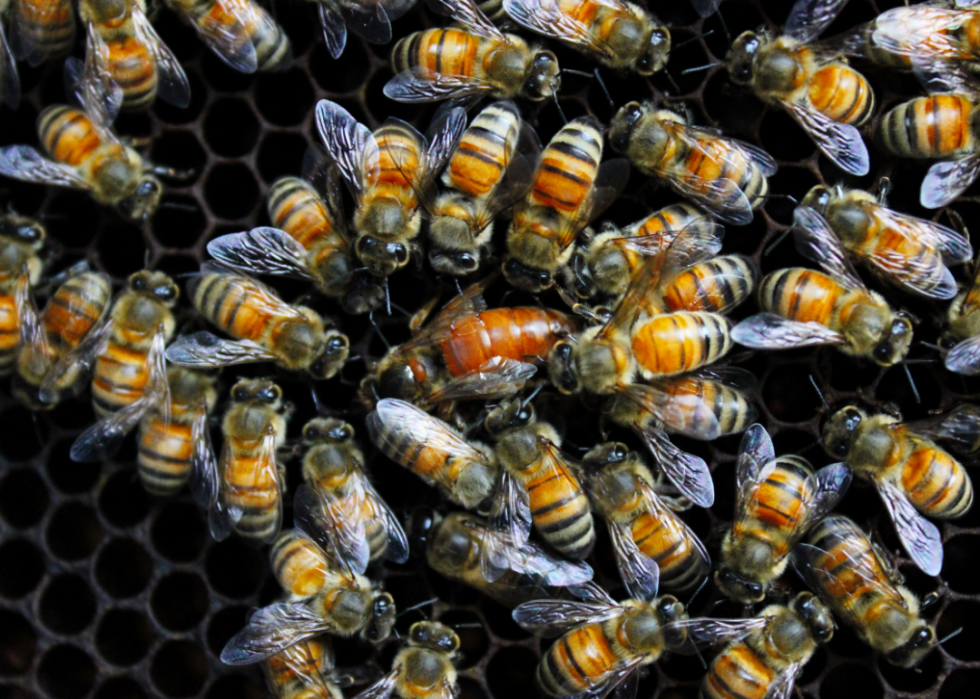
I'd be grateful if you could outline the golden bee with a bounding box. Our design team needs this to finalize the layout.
[483,397,595,562]
[0,0,20,109]
[350,622,459,699]
[500,0,670,75]
[263,637,345,699]
[725,0,873,175]
[0,214,47,377]
[701,593,835,699]
[315,100,466,278]
[165,266,350,379]
[208,169,383,315]
[8,0,75,67]
[716,424,851,605]
[222,528,396,664]
[137,366,217,498]
[426,100,536,276]
[78,0,190,111]
[822,405,972,576]
[608,102,775,226]
[504,115,628,293]
[409,509,593,608]
[732,211,914,366]
[796,514,938,667]
[797,183,973,299]
[292,417,409,575]
[385,0,560,104]
[366,397,499,510]
[584,442,711,598]
[163,0,291,73]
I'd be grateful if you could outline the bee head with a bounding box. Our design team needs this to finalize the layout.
[523,51,560,101]
[364,592,397,644]
[608,102,645,153]
[485,398,535,435]
[231,379,282,406]
[409,621,460,653]
[714,567,766,605]
[129,270,179,305]
[502,257,553,293]
[428,226,481,276]
[635,27,671,76]
[793,592,835,644]
[655,596,690,650]
[872,313,913,366]
[355,235,410,277]
[801,185,833,215]
[822,405,865,458]
[118,176,163,220]
[727,31,761,85]
[547,340,580,395]
[0,215,45,247]
[310,330,350,380]
[887,624,937,668]
[582,442,630,469]
[303,417,354,444]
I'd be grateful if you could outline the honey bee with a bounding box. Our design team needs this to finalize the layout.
[410,509,593,608]
[724,0,873,175]
[365,275,579,407]
[50,270,176,464]
[701,592,835,699]
[137,367,217,498]
[366,398,499,510]
[165,266,350,380]
[795,514,938,667]
[513,581,765,699]
[716,424,851,606]
[385,0,560,104]
[222,527,396,664]
[315,100,466,278]
[8,0,75,67]
[163,0,291,73]
[822,406,972,576]
[876,87,980,209]
[292,417,409,575]
[426,100,536,277]
[501,0,670,75]
[263,637,345,699]
[797,184,973,299]
[208,169,383,315]
[584,442,711,599]
[0,0,20,109]
[732,212,914,366]
[482,397,595,562]
[504,115,629,293]
[608,102,776,226]
[351,622,459,699]
[78,0,190,111]
[0,214,46,378]
[15,265,112,407]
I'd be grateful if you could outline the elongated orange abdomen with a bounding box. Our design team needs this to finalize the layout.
[758,268,845,324]
[809,64,875,126]
[192,273,286,343]
[537,623,621,697]
[38,106,103,166]
[0,295,20,375]
[877,94,976,158]
[529,118,602,217]
[224,438,280,540]
[701,642,774,699]
[894,429,973,518]
[631,311,732,377]
[105,34,157,110]
[391,28,483,80]
[631,510,709,592]
[524,459,593,560]
[268,177,341,251]
[663,255,756,314]
[92,342,150,416]
[271,529,329,597]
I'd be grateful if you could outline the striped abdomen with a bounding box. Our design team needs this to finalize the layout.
[663,255,757,314]
[362,122,422,220]
[524,459,593,559]
[758,268,845,324]
[895,428,973,518]
[38,106,102,166]
[271,529,330,597]
[240,0,290,70]
[876,94,977,158]
[735,456,813,562]
[11,0,75,65]
[268,177,344,252]
[91,337,151,417]
[94,15,158,110]
[443,101,521,199]
[265,639,334,699]
[676,132,769,211]
[808,63,875,126]
[631,507,709,592]
[631,311,732,377]
[391,28,485,81]
[223,434,281,541]
[650,374,754,437]
[700,642,775,699]
[438,307,578,377]
[137,405,194,496]
[537,621,626,697]
[852,213,949,294]
[191,272,290,343]
[314,472,390,564]
[0,293,20,375]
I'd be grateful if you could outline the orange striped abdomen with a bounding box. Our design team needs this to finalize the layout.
[537,623,622,697]
[680,135,765,209]
[530,118,602,217]
[808,64,875,126]
[271,529,329,597]
[192,273,283,343]
[12,0,76,62]
[525,461,593,559]
[632,509,709,592]
[631,311,732,377]
[104,34,157,110]
[877,94,976,159]
[38,106,102,166]
[900,440,973,518]
[268,177,341,251]
[663,256,756,313]
[91,341,150,417]
[137,415,193,496]
[372,124,422,192]
[42,272,111,350]
[701,642,774,699]
[391,28,482,80]
[445,102,520,198]
[759,268,845,324]
[224,439,281,541]
[0,294,20,375]
[735,457,811,561]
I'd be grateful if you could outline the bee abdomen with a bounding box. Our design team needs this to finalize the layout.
[902,445,973,518]
[759,268,843,324]
[809,64,875,127]
[271,529,328,597]
[663,255,757,314]
[701,643,774,699]
[528,467,594,560]
[91,342,150,417]
[137,416,193,495]
[391,29,481,81]
[633,512,710,592]
[0,294,21,375]
[531,117,603,215]
[251,12,292,71]
[267,177,337,250]
[876,94,976,158]
[632,311,732,377]
[43,272,112,351]
[38,106,101,165]
[537,625,618,697]
[106,38,158,109]
[13,0,76,63]
[444,102,520,198]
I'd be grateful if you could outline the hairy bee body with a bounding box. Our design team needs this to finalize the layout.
[263,638,343,699]
[373,622,459,699]
[877,93,978,159]
[631,311,732,379]
[10,0,75,65]
[79,0,157,110]
[647,373,755,437]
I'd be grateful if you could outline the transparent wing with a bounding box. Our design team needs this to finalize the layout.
[212,430,281,543]
[874,475,944,576]
[668,616,768,654]
[363,477,411,564]
[859,233,957,299]
[945,334,980,375]
[607,520,659,601]
[209,440,243,541]
[428,0,506,41]
[422,358,537,405]
[484,527,593,585]
[293,482,371,575]
[798,462,852,533]
[335,0,392,44]
[632,379,726,441]
[0,22,20,110]
[626,410,714,508]
[165,331,280,368]
[684,125,777,176]
[187,0,258,73]
[502,0,602,53]
[921,156,980,209]
[318,2,348,59]
[190,399,219,508]
[383,68,494,104]
[871,7,967,59]
[785,0,850,42]
[420,106,468,190]
[352,671,400,699]
[765,664,803,699]
[736,424,775,494]
[872,205,972,264]
[131,4,192,108]
[781,99,869,176]
[663,256,756,315]
[69,330,170,463]
[731,313,844,349]
[906,405,980,455]
[0,145,91,190]
[512,598,623,636]
[207,228,314,281]
[15,273,50,374]
[315,100,373,197]
[64,55,121,132]
[220,600,330,665]
[793,206,866,291]
[38,308,113,404]
[487,468,532,547]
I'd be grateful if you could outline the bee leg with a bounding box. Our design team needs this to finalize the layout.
[876,176,892,204]
[123,135,153,148]
[150,165,196,181]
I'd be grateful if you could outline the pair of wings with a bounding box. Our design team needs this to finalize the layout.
[796,201,972,300]
[904,404,980,455]
[84,2,191,110]
[318,0,416,58]
[293,470,410,576]
[167,0,278,74]
[474,515,594,587]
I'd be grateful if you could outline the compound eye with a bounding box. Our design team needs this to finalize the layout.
[391,244,409,264]
[130,274,147,291]
[326,335,349,354]
[232,385,250,402]
[456,252,478,272]
[719,570,736,584]
[626,103,642,125]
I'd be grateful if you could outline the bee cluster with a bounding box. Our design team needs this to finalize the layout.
[3,0,980,699]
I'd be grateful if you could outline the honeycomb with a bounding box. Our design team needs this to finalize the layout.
[2,0,980,698]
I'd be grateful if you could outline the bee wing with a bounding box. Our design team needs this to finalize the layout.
[315,100,374,198]
[631,379,726,441]
[502,0,603,54]
[764,663,804,699]
[572,158,631,236]
[207,227,314,281]
[483,527,594,585]
[15,273,51,373]
[797,462,852,534]
[361,477,411,564]
[906,405,980,455]
[690,0,720,16]
[870,7,967,58]
[875,205,972,264]
[69,329,170,463]
[487,468,533,548]
[945,334,980,375]
[209,440,243,541]
[420,105,468,189]
[383,67,494,104]
[475,151,538,230]
[333,0,392,44]
[262,640,336,696]
[667,616,769,655]
[0,22,20,110]
[873,475,944,576]
[317,2,348,59]
[38,307,113,404]
[639,478,712,566]
[293,483,371,575]
[780,99,869,176]
[189,399,219,508]
[731,313,844,350]
[131,3,192,108]
[637,423,714,508]
[427,0,506,41]
[422,358,538,405]
[607,520,660,601]
[64,55,121,134]
[352,670,401,699]
[921,155,980,210]
[187,0,259,73]
[784,0,850,43]
[512,598,624,637]
[220,600,330,665]
[684,125,778,177]
[165,331,281,368]
[0,145,92,190]
[735,423,775,493]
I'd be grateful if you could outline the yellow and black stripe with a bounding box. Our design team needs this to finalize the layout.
[876,94,976,159]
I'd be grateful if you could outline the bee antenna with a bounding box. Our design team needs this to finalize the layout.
[674,30,714,50]
[716,7,731,44]
[919,341,945,353]
[903,362,922,405]
[938,627,963,645]
[808,375,829,411]
[369,310,392,350]
[522,384,544,408]
[397,597,440,618]
[679,62,720,76]
[384,276,392,316]
[553,93,568,125]
[764,228,793,256]
[311,385,325,414]
[686,576,709,609]
[663,69,681,93]
[158,200,198,213]
[453,623,484,628]
[592,69,615,110]
[455,278,463,297]
[795,439,822,457]
[691,644,708,670]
